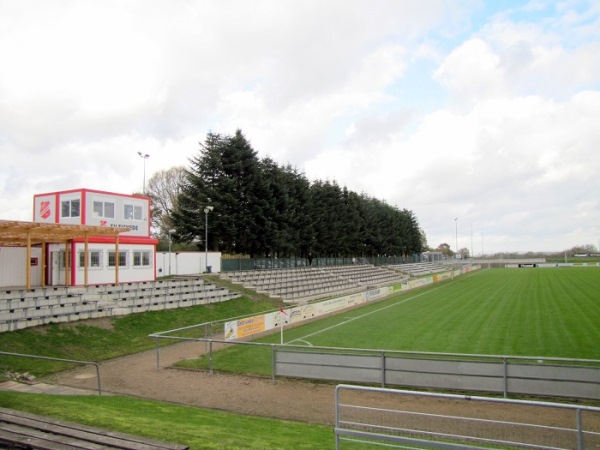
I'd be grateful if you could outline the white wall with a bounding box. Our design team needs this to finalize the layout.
[48,242,156,285]
[157,251,221,276]
[0,247,42,287]
[33,189,151,237]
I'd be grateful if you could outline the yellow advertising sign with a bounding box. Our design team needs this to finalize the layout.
[236,315,265,338]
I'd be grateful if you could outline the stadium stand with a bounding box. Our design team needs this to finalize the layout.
[0,277,240,333]
[220,264,407,301]
[0,407,189,450]
[388,262,451,276]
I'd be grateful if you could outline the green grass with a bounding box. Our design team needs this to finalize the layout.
[178,268,600,375]
[0,295,280,377]
[0,391,332,450]
[1,268,599,448]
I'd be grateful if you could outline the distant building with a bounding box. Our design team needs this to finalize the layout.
[422,251,443,262]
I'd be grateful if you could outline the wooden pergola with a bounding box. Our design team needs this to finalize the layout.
[0,220,130,290]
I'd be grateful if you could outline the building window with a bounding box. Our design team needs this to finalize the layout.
[132,250,151,267]
[78,250,101,268]
[61,199,80,218]
[108,251,127,267]
[93,201,115,219]
[124,204,143,221]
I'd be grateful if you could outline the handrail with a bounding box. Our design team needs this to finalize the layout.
[0,351,102,395]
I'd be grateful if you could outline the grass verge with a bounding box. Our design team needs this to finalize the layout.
[0,295,281,377]
[0,391,332,450]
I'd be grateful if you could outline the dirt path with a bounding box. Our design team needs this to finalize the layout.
[46,340,339,425]
[44,339,600,446]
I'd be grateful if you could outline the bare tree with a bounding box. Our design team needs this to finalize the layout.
[146,166,187,237]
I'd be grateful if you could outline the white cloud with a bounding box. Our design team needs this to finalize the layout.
[0,0,599,253]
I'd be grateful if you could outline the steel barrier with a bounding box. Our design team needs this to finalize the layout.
[335,384,600,449]
[0,351,102,395]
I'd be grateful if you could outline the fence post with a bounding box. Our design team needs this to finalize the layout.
[503,357,508,398]
[577,408,584,450]
[204,323,209,352]
[335,385,341,450]
[155,336,160,370]
[272,345,276,384]
[381,351,386,388]
[209,340,213,375]
[93,363,102,396]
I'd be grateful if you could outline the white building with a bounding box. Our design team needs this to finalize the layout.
[31,188,158,286]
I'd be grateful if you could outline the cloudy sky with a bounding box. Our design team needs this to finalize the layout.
[1,0,599,255]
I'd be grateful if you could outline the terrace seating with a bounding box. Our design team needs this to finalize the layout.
[221,264,407,301]
[325,264,407,286]
[0,407,188,450]
[0,278,241,333]
[389,262,450,277]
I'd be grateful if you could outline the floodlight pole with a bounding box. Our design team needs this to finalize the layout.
[204,205,214,273]
[454,218,458,259]
[137,152,150,195]
[471,224,473,260]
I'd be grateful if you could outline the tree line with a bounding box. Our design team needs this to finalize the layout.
[148,129,426,259]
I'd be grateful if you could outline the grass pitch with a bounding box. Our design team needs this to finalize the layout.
[283,267,600,357]
[179,267,600,375]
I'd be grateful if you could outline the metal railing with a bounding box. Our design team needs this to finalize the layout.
[335,384,600,449]
[147,335,600,401]
[0,351,102,395]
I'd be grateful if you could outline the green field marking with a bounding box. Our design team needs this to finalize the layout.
[287,284,446,347]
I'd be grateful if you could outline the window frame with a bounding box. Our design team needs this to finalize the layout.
[93,201,115,219]
[124,204,143,221]
[78,250,102,269]
[132,250,152,267]
[61,199,81,218]
[108,250,128,267]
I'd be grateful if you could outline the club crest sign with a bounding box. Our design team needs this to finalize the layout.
[39,201,51,219]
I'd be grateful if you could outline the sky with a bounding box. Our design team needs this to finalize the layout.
[1,0,599,255]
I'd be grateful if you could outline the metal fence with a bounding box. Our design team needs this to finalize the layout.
[221,256,420,272]
[275,347,600,400]
[147,335,600,401]
[334,384,600,449]
[0,351,102,395]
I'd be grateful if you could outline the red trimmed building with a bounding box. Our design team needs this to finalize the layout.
[33,188,158,286]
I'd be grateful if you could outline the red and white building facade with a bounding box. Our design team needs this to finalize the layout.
[33,188,158,286]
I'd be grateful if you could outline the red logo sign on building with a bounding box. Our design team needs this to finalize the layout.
[40,201,51,219]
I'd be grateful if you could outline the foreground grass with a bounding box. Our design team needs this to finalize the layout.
[0,295,280,377]
[0,391,332,450]
[179,268,600,375]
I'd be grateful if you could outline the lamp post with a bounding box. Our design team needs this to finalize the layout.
[204,205,214,273]
[470,224,473,260]
[137,152,150,195]
[454,218,458,259]
[168,229,175,276]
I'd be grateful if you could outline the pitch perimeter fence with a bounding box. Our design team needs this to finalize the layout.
[334,384,600,449]
[148,334,600,401]
[221,256,420,271]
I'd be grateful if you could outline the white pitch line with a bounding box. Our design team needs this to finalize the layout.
[287,285,445,345]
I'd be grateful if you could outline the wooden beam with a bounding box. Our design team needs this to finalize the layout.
[26,231,31,290]
[63,242,69,286]
[83,234,89,286]
[115,236,120,284]
[41,241,46,287]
